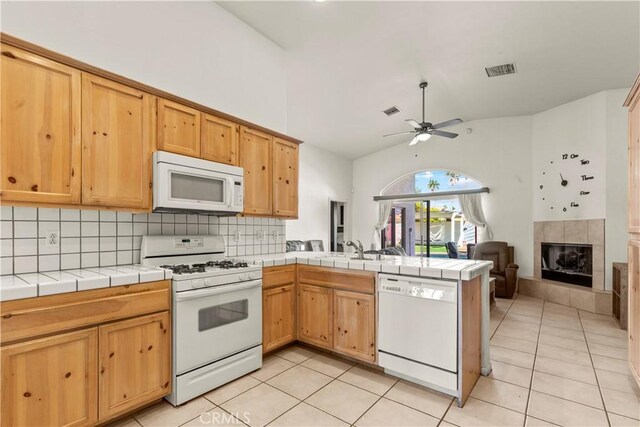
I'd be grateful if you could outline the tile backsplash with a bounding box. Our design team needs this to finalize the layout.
[0,206,286,275]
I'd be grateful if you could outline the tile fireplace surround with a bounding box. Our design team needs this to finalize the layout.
[520,219,611,314]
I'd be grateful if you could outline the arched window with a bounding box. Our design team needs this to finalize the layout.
[380,170,482,258]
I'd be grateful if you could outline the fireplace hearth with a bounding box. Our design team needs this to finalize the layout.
[541,242,593,287]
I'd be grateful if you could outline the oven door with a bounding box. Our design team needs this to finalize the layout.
[174,280,262,375]
[155,161,240,213]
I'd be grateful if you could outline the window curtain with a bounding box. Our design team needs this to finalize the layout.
[458,193,493,240]
[373,200,394,249]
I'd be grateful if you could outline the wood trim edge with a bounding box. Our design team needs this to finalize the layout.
[624,73,640,107]
[0,33,303,145]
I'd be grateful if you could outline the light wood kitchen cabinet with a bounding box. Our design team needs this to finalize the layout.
[240,126,273,215]
[333,290,376,363]
[201,113,239,165]
[263,285,296,353]
[296,266,376,362]
[298,284,333,349]
[625,75,640,388]
[0,280,171,425]
[263,265,297,353]
[157,98,201,157]
[0,44,82,205]
[99,311,170,420]
[1,328,98,427]
[273,138,299,218]
[81,73,153,210]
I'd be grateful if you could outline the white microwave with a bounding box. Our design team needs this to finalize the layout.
[153,151,243,214]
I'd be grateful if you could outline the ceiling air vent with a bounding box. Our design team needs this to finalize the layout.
[383,106,400,116]
[485,63,517,77]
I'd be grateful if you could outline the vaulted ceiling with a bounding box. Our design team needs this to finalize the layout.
[218,1,640,159]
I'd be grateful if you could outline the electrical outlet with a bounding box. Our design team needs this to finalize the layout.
[46,230,59,248]
[272,229,279,239]
[256,229,265,241]
[233,230,241,243]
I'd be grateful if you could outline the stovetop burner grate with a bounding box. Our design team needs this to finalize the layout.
[160,260,250,275]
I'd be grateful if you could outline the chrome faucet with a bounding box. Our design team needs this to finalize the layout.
[345,240,365,260]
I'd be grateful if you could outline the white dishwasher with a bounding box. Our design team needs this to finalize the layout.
[378,273,459,394]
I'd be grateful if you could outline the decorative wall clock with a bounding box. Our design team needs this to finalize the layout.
[539,153,594,213]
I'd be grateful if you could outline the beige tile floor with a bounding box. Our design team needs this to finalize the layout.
[115,294,640,427]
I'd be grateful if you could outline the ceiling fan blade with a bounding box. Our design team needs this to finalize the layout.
[429,130,458,139]
[408,135,420,146]
[383,130,416,138]
[431,118,463,130]
[405,119,422,129]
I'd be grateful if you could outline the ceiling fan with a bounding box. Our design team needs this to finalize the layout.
[384,81,463,146]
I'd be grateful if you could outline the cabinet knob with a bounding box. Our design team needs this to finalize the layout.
[31,185,38,192]
[7,177,16,184]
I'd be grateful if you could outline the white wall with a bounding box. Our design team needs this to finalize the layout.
[352,116,534,276]
[1,1,287,132]
[532,92,607,220]
[286,144,353,251]
[532,89,629,289]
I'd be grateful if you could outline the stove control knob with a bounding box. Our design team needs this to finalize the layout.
[192,279,205,288]
[239,274,249,281]
[204,278,215,287]
[249,272,259,280]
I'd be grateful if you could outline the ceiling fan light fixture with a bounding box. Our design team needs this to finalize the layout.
[417,133,431,142]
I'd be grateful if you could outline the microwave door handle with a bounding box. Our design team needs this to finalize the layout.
[226,177,235,208]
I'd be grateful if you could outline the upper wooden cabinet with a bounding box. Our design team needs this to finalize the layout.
[157,99,201,157]
[240,126,273,215]
[201,113,239,165]
[98,312,170,421]
[81,73,153,210]
[273,138,299,218]
[0,44,81,205]
[1,328,98,427]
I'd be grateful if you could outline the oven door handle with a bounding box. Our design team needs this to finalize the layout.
[175,280,262,301]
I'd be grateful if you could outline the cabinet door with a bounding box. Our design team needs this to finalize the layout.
[298,284,332,349]
[201,113,238,165]
[157,99,201,157]
[81,73,153,209]
[0,44,81,205]
[1,328,98,427]
[630,99,640,234]
[240,127,273,215]
[98,312,170,421]
[263,284,296,353]
[629,241,640,383]
[333,290,376,363]
[273,138,299,218]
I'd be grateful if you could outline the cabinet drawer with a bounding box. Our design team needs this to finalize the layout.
[298,265,375,294]
[263,265,296,289]
[0,281,170,345]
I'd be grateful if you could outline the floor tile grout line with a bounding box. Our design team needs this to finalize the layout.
[522,296,544,427]
[350,376,400,427]
[577,309,613,427]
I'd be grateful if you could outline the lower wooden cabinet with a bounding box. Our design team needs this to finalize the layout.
[99,312,171,420]
[298,284,334,349]
[0,280,171,426]
[333,291,375,363]
[1,328,98,427]
[263,285,296,353]
[296,267,376,363]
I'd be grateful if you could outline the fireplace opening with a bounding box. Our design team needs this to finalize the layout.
[541,242,593,288]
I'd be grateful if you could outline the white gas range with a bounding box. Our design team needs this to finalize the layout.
[141,235,262,406]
